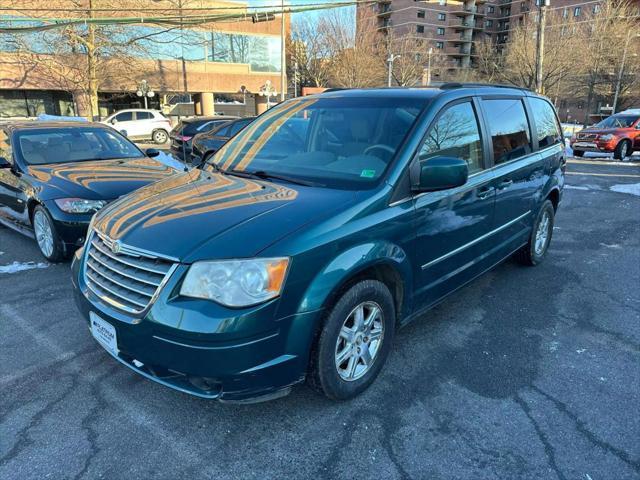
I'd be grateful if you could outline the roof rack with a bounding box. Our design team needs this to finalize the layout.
[438,82,532,91]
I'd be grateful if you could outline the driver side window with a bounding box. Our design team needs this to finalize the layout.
[419,102,484,174]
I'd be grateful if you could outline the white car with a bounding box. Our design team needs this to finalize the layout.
[102,109,172,144]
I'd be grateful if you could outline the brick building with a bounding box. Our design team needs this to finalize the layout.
[0,0,288,119]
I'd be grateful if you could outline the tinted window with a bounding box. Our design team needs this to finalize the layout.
[15,128,143,165]
[529,98,561,148]
[482,99,531,164]
[229,119,252,136]
[211,96,427,189]
[136,111,153,120]
[115,112,133,122]
[595,115,639,129]
[419,102,484,174]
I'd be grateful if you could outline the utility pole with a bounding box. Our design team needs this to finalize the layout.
[426,47,433,86]
[280,0,286,102]
[387,54,400,87]
[293,61,298,98]
[612,31,640,114]
[534,0,549,94]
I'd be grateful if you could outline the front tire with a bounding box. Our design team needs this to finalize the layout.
[308,280,395,400]
[515,200,555,266]
[613,140,630,160]
[32,205,64,262]
[152,129,168,144]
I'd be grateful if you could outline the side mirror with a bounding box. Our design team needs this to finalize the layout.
[411,156,469,192]
[111,118,118,124]
[120,129,128,137]
[0,156,11,169]
[145,148,160,158]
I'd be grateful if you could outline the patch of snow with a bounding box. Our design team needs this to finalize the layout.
[565,185,590,191]
[610,183,640,197]
[600,243,622,249]
[155,151,190,172]
[576,348,586,354]
[0,261,49,274]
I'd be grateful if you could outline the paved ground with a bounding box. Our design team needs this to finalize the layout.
[1,158,639,480]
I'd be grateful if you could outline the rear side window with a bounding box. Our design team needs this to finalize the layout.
[481,99,531,164]
[419,101,484,174]
[229,119,252,136]
[115,112,133,122]
[136,111,153,120]
[529,98,561,148]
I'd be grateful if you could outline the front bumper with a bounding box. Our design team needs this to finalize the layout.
[571,140,616,153]
[46,201,93,247]
[71,250,320,402]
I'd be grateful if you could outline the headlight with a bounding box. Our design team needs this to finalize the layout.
[599,134,614,141]
[180,257,289,307]
[54,198,108,213]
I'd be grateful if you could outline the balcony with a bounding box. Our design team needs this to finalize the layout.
[377,4,392,15]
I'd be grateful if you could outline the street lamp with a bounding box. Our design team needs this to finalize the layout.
[259,80,278,109]
[612,32,640,114]
[387,54,401,87]
[136,80,155,110]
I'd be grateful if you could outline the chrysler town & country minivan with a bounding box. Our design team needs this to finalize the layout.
[71,85,565,402]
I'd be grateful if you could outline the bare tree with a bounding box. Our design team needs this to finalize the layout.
[289,17,331,88]
[383,31,450,86]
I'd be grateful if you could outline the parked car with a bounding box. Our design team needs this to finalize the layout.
[102,109,172,144]
[0,122,176,261]
[570,109,640,159]
[169,116,238,162]
[71,85,565,402]
[190,116,256,164]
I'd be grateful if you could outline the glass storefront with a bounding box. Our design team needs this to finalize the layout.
[0,90,75,118]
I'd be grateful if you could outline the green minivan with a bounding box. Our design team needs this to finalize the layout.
[71,84,565,402]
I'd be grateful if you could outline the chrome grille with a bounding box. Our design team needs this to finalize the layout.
[84,232,175,314]
[577,133,598,140]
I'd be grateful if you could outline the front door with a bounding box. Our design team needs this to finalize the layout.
[412,99,497,309]
[478,97,546,250]
[113,111,136,137]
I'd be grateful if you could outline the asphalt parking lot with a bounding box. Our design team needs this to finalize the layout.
[1,157,639,480]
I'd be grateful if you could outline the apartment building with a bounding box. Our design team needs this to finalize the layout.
[0,0,288,119]
[362,0,637,72]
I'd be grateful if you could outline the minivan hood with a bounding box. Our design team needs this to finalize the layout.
[29,158,175,200]
[92,169,357,262]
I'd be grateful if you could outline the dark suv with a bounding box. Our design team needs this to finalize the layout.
[71,85,565,402]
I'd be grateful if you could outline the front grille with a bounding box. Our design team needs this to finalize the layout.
[84,232,175,314]
[578,133,598,140]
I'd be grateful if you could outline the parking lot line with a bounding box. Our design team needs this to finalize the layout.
[566,172,640,178]
[568,159,640,167]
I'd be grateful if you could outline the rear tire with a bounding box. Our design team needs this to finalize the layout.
[573,149,584,157]
[308,280,395,400]
[32,205,65,262]
[515,200,555,266]
[152,129,168,144]
[613,140,630,160]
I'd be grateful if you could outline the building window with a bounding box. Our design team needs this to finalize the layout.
[417,25,425,33]
[436,41,444,49]
[592,4,600,13]
[488,6,494,13]
[562,7,568,18]
[574,6,581,16]
[417,10,425,18]
[438,12,446,20]
[437,27,445,35]
[485,19,493,27]
[438,0,446,5]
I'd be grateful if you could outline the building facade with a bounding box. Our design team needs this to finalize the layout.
[0,0,288,119]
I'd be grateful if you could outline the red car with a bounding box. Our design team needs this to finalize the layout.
[570,109,640,159]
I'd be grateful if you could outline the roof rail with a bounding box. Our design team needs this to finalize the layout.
[439,82,531,91]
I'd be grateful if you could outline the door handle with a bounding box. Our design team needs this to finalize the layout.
[477,187,494,200]
[497,179,513,189]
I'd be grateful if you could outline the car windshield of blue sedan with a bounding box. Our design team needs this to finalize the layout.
[208,96,427,188]
[16,127,144,165]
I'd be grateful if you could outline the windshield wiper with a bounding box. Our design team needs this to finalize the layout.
[229,169,321,187]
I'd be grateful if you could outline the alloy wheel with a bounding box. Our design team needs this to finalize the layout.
[154,131,168,143]
[33,210,54,258]
[334,301,384,382]
[534,210,550,256]
[620,142,628,159]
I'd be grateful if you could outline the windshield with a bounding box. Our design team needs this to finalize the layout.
[595,115,638,129]
[176,119,231,136]
[16,127,144,165]
[207,96,427,189]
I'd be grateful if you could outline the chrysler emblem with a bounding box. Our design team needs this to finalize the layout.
[111,240,122,254]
